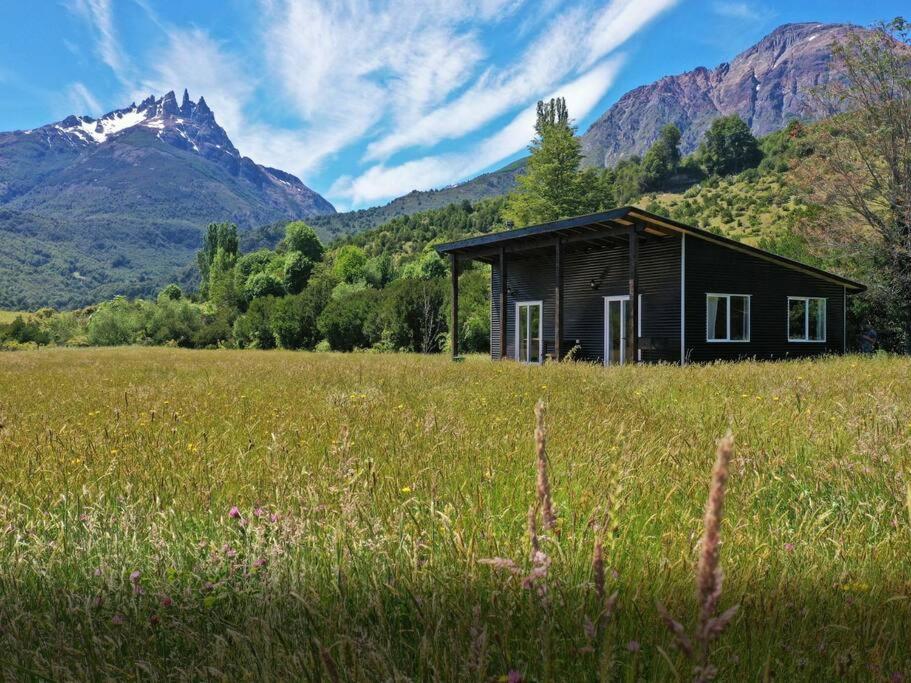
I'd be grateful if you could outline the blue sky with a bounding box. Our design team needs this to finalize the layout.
[0,1,904,211]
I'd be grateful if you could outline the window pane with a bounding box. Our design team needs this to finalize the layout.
[788,299,806,340]
[730,296,749,341]
[529,305,540,363]
[609,301,622,364]
[809,299,825,341]
[707,295,727,340]
[518,306,528,362]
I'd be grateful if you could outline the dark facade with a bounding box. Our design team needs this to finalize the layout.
[437,208,865,365]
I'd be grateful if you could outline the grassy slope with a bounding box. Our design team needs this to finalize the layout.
[1,348,909,680]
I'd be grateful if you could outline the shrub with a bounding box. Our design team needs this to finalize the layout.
[317,289,381,351]
[233,297,276,349]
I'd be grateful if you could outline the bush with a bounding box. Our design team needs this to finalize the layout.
[86,298,145,346]
[378,278,447,352]
[245,273,285,301]
[317,289,382,351]
[270,288,326,350]
[233,297,276,349]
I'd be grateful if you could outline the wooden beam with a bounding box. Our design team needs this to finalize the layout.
[627,229,639,364]
[450,253,459,359]
[499,247,507,360]
[555,238,563,361]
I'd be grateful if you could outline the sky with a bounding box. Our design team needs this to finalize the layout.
[0,1,904,211]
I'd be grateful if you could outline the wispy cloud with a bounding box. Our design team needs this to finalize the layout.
[712,1,763,21]
[66,82,102,115]
[331,56,625,205]
[67,0,132,85]
[364,0,676,163]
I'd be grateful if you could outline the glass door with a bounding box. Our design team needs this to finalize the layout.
[604,296,629,366]
[516,301,543,364]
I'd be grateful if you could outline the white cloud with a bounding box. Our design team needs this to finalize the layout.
[66,82,102,115]
[331,56,625,205]
[67,0,132,85]
[712,1,762,21]
[365,0,676,162]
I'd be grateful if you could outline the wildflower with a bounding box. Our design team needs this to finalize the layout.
[149,614,160,626]
[229,505,241,519]
[784,542,795,553]
[627,640,641,652]
[111,614,125,625]
[401,486,412,494]
[253,507,265,518]
[130,570,143,595]
[253,557,268,569]
[269,513,279,523]
[160,595,173,607]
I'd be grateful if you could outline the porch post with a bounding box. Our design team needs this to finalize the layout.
[450,253,459,359]
[499,246,507,359]
[554,238,563,361]
[627,228,639,363]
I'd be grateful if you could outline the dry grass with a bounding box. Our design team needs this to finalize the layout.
[0,348,910,680]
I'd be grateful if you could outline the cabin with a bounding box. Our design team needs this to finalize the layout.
[435,207,865,365]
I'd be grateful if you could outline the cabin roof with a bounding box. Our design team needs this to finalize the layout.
[434,206,866,292]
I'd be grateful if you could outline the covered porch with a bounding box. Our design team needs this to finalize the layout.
[436,208,682,364]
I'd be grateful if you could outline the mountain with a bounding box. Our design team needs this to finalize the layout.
[581,22,858,167]
[308,157,526,242]
[0,91,334,309]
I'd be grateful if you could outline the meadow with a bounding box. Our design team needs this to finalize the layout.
[0,348,909,681]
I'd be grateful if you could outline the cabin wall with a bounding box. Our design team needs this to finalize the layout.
[683,236,845,361]
[490,236,682,363]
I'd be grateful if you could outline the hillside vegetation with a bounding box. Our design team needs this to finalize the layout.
[1,348,909,679]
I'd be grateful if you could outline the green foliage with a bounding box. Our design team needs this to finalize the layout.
[317,289,382,351]
[86,298,145,346]
[232,297,276,349]
[377,278,447,352]
[244,272,285,302]
[208,247,240,313]
[699,115,763,176]
[0,314,50,346]
[270,285,331,350]
[457,269,490,354]
[197,223,239,298]
[283,221,325,263]
[332,245,369,284]
[399,248,447,280]
[143,299,204,347]
[504,98,590,226]
[157,283,183,302]
[640,124,682,190]
[281,251,314,295]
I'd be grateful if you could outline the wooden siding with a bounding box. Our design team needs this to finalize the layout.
[683,236,845,361]
[490,235,681,363]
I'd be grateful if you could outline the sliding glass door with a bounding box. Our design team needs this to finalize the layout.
[516,301,543,364]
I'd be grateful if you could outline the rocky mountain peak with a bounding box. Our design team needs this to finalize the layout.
[581,21,864,167]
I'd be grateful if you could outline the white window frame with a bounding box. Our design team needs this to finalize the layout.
[787,296,827,342]
[706,293,751,343]
[602,294,643,365]
[515,300,543,364]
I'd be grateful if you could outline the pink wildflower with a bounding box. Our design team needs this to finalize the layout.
[111,614,125,625]
[160,595,173,607]
[229,506,241,519]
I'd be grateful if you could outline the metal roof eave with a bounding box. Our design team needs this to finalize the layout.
[434,206,866,293]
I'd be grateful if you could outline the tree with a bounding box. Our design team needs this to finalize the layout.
[157,284,183,302]
[332,245,369,283]
[378,278,447,352]
[244,272,285,301]
[805,18,911,350]
[208,246,240,313]
[196,223,238,297]
[640,124,682,190]
[699,115,762,176]
[283,221,325,263]
[233,297,276,349]
[282,251,314,294]
[270,288,327,349]
[317,289,382,351]
[400,248,447,280]
[504,98,588,226]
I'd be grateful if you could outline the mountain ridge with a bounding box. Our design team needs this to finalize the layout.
[0,91,335,308]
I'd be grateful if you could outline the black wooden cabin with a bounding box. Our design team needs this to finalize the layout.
[435,207,865,365]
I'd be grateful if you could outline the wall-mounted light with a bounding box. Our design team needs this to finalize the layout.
[506,286,515,297]
[589,278,599,290]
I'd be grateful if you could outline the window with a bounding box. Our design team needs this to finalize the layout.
[706,294,750,342]
[788,297,826,342]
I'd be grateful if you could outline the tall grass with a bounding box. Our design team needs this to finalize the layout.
[0,348,909,680]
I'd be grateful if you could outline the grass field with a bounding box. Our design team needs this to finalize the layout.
[1,348,910,681]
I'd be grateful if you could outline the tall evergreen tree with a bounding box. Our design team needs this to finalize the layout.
[196,223,238,297]
[504,98,589,226]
